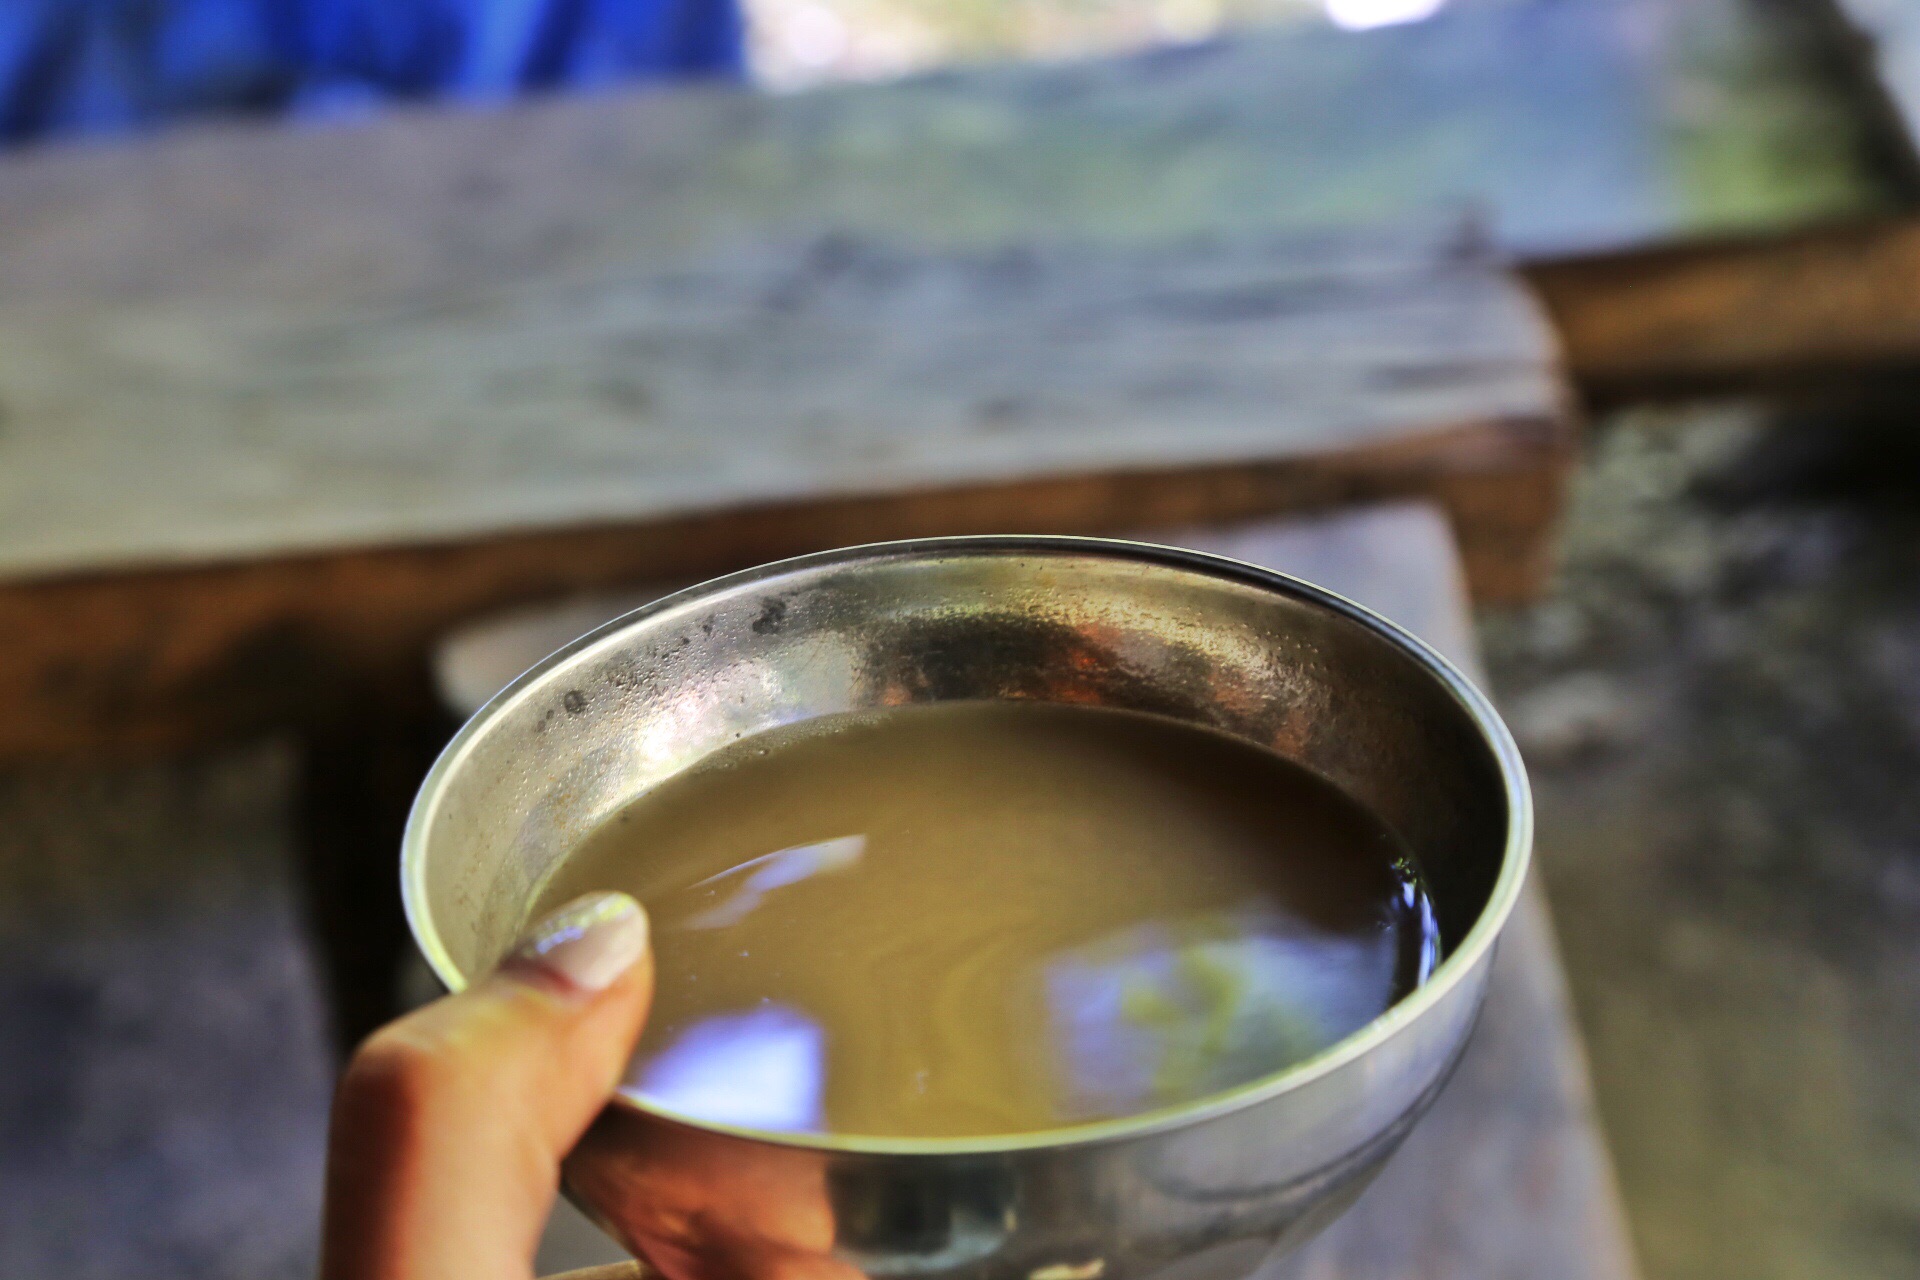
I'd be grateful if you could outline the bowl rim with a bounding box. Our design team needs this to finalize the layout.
[402,534,1533,1156]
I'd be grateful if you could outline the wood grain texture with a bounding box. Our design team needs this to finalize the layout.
[0,0,1881,318]
[0,432,1567,761]
[0,235,1561,581]
[1525,215,1920,401]
[0,0,1896,759]
[0,234,1571,762]
[1504,2,1920,402]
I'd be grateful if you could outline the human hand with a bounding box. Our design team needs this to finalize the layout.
[320,892,655,1280]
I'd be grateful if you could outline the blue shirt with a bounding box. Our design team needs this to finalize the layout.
[0,0,745,145]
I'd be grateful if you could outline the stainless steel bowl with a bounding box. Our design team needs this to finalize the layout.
[402,537,1531,1280]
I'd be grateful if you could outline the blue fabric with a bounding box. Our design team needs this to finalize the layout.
[0,0,745,145]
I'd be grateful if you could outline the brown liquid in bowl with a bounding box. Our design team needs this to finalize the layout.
[536,701,1439,1139]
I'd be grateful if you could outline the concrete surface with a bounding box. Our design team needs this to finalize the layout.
[1482,402,1920,1280]
[0,745,333,1279]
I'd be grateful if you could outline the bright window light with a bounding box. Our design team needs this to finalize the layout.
[1323,0,1448,31]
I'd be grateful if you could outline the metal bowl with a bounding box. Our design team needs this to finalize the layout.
[402,536,1531,1280]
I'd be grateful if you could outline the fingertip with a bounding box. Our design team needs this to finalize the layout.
[507,891,651,994]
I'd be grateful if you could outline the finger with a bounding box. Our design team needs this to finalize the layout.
[322,892,654,1280]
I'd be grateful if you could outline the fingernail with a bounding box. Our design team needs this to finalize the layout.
[510,892,649,992]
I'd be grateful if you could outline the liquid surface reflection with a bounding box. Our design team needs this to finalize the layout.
[631,1004,828,1132]
[540,702,1442,1139]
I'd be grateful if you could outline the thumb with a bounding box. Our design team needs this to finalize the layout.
[322,892,655,1280]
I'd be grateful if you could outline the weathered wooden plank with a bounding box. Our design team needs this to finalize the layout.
[437,502,1639,1280]
[0,433,1567,761]
[1511,0,1920,401]
[0,0,1897,761]
[1524,215,1920,401]
[0,234,1559,581]
[0,0,1884,318]
[0,232,1571,761]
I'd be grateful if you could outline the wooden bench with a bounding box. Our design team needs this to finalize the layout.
[2,20,1749,1272]
[0,203,1579,1042]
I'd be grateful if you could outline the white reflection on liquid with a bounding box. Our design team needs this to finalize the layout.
[684,835,866,929]
[1044,910,1399,1119]
[631,1004,827,1131]
[1323,0,1447,31]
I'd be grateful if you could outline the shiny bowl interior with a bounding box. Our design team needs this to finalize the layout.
[403,536,1529,1155]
